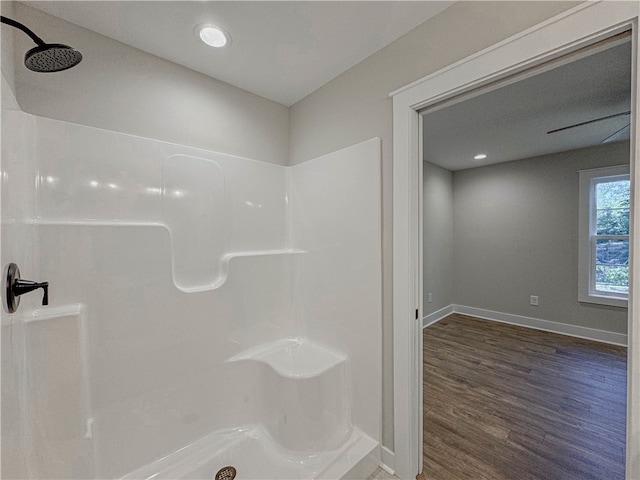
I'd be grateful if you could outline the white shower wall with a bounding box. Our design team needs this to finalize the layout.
[1,108,37,480]
[289,141,382,442]
[1,108,381,479]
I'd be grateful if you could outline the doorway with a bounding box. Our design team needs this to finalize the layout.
[419,36,631,480]
[391,3,640,479]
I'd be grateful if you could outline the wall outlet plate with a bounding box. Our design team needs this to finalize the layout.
[530,295,539,306]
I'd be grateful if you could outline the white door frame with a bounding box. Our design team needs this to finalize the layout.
[391,3,640,479]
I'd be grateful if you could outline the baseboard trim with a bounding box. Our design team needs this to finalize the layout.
[453,305,627,346]
[422,304,454,328]
[380,446,395,476]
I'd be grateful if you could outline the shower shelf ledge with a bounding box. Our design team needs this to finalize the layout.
[224,248,306,259]
[227,338,346,379]
[175,249,306,293]
[30,219,305,293]
[29,219,166,227]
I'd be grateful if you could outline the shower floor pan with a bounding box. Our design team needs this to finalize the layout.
[120,423,378,480]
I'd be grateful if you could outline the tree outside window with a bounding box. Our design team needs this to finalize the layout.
[594,179,630,294]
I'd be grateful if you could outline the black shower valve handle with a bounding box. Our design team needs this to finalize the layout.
[5,263,50,313]
[13,279,49,306]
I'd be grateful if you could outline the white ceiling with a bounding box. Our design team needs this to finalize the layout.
[422,39,632,171]
[24,1,454,106]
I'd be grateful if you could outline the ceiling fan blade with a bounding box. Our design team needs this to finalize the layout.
[602,123,631,144]
[547,111,631,134]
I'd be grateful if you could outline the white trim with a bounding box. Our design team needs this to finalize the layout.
[416,115,424,474]
[392,71,422,480]
[391,3,640,479]
[422,305,454,329]
[422,305,627,346]
[453,305,628,347]
[628,14,640,480]
[380,446,395,476]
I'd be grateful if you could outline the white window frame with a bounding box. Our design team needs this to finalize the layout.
[579,165,630,308]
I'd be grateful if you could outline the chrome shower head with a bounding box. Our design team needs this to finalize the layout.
[24,43,83,72]
[1,15,82,73]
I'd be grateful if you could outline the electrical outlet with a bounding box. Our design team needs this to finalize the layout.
[530,295,539,306]
[428,293,433,303]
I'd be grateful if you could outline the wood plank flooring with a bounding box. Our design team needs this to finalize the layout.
[421,314,627,480]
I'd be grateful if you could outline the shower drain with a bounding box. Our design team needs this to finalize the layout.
[215,466,237,480]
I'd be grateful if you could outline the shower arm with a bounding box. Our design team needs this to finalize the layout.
[1,15,46,46]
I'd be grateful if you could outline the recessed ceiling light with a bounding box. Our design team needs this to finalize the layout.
[474,154,488,160]
[195,24,231,48]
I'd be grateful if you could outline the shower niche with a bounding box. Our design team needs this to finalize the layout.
[2,109,381,480]
[163,153,305,292]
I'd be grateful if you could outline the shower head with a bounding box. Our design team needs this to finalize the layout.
[1,15,82,72]
[24,43,83,73]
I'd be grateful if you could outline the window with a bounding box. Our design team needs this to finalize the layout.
[578,165,630,307]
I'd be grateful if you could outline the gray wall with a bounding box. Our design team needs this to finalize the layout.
[8,3,289,166]
[453,142,629,334]
[289,0,581,449]
[423,162,454,316]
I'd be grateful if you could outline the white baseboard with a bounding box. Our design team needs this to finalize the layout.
[380,446,395,476]
[453,305,627,346]
[422,304,454,328]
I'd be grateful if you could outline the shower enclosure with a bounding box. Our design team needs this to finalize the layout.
[1,95,382,478]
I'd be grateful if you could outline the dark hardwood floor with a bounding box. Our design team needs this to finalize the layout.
[421,313,627,480]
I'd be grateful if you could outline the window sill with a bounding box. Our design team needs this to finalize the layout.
[579,293,628,308]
